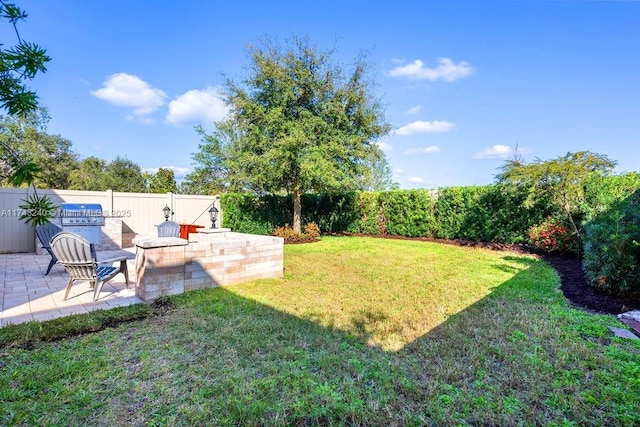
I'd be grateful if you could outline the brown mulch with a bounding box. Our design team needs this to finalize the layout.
[542,254,639,315]
[336,233,640,315]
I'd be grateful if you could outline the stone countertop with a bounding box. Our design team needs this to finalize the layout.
[134,237,189,249]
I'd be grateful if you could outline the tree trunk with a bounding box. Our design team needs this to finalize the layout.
[293,188,302,233]
[565,205,582,259]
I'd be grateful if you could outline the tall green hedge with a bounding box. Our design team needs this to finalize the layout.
[430,185,552,243]
[463,185,553,243]
[301,193,360,233]
[220,193,287,234]
[379,189,435,237]
[221,185,553,243]
[348,192,380,234]
[432,186,479,240]
[221,174,636,244]
[221,192,361,234]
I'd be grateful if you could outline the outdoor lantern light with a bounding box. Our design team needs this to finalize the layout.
[209,205,219,229]
[163,205,171,221]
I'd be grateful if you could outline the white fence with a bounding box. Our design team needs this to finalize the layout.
[0,187,220,253]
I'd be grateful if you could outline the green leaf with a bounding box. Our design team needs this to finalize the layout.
[17,193,56,227]
[7,160,42,187]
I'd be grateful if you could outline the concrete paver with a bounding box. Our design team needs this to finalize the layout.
[1,249,143,328]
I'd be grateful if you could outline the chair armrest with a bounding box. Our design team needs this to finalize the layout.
[97,255,132,264]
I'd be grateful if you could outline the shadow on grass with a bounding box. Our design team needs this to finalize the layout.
[2,251,638,426]
[129,254,635,424]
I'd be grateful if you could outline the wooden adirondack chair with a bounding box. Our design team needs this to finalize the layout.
[157,220,180,237]
[35,223,62,275]
[50,232,127,301]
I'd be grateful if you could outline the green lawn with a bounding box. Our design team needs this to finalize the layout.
[1,236,639,426]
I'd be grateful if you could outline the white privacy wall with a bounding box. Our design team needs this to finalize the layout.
[0,188,220,253]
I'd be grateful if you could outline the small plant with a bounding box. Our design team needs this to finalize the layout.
[303,222,320,239]
[1,149,55,227]
[527,217,579,254]
[18,193,56,226]
[273,224,299,242]
[273,222,320,243]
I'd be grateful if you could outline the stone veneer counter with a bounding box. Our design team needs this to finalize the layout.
[134,230,284,301]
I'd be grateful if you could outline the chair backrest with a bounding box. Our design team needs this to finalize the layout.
[157,220,180,238]
[50,232,97,280]
[35,223,62,249]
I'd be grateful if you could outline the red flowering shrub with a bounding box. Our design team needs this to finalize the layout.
[527,217,579,254]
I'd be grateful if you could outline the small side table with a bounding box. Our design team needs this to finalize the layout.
[96,251,134,286]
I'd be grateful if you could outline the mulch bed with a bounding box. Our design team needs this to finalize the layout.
[335,233,640,315]
[542,254,639,315]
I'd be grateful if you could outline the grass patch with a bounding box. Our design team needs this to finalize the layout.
[1,236,638,425]
[0,298,174,350]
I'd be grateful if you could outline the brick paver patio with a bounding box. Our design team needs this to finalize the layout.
[0,249,143,328]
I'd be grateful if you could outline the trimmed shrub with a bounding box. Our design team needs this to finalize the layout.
[432,186,465,239]
[433,185,555,244]
[527,217,579,254]
[349,191,382,234]
[221,193,287,235]
[273,222,320,243]
[304,222,321,239]
[583,190,640,295]
[302,193,359,233]
[465,185,553,244]
[273,225,299,242]
[379,189,435,237]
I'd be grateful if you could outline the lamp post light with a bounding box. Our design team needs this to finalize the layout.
[163,205,171,221]
[209,205,219,229]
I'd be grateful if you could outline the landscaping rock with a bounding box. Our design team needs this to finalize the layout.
[617,310,640,336]
[608,326,640,341]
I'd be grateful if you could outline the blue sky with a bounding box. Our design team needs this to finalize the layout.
[11,0,640,188]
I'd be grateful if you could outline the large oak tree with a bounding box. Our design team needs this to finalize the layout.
[202,36,390,232]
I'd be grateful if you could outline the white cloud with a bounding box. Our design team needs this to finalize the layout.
[423,145,440,154]
[404,145,441,155]
[376,141,393,152]
[475,144,513,159]
[91,73,167,121]
[388,57,473,82]
[395,168,404,175]
[405,105,421,115]
[408,176,425,183]
[395,120,454,136]
[165,87,229,126]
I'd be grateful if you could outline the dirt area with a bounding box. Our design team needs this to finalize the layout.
[542,253,639,315]
[338,233,640,315]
